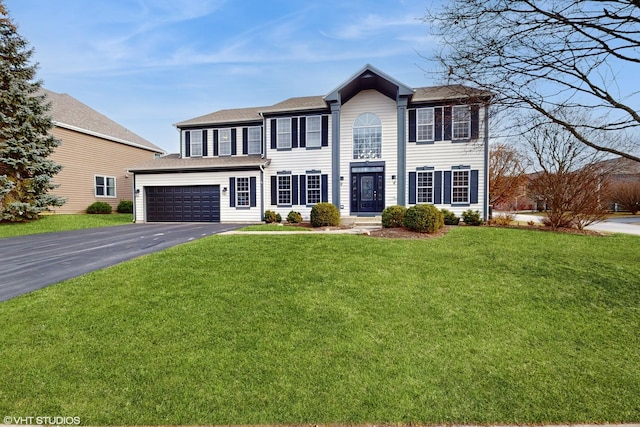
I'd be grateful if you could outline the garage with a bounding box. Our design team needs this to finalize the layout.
[145,185,220,222]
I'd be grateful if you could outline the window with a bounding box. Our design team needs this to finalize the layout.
[219,129,231,156]
[417,108,434,142]
[306,174,321,205]
[278,175,291,205]
[95,175,116,197]
[236,177,250,207]
[452,170,469,203]
[306,116,321,148]
[452,105,471,140]
[190,130,203,156]
[417,171,433,203]
[248,126,261,154]
[277,118,291,149]
[353,113,382,159]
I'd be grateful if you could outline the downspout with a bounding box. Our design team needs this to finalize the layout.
[260,163,265,220]
[483,102,490,221]
[131,171,136,223]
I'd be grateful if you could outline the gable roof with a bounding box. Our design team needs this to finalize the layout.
[40,88,164,153]
[324,64,415,104]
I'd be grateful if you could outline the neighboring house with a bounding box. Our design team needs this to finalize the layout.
[131,64,491,223]
[43,89,165,213]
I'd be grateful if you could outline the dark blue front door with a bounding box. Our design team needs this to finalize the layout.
[352,172,384,213]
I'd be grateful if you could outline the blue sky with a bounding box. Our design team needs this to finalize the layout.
[5,0,441,153]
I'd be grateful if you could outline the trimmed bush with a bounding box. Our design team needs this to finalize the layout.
[310,203,340,227]
[117,200,133,214]
[86,202,112,214]
[286,211,303,224]
[403,204,444,233]
[461,209,483,226]
[441,208,460,225]
[264,210,281,223]
[382,205,406,228]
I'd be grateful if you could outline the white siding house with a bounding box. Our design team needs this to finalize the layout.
[131,65,491,223]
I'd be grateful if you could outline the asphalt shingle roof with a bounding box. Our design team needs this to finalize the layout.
[130,154,270,173]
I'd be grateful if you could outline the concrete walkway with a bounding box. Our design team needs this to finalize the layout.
[514,213,640,236]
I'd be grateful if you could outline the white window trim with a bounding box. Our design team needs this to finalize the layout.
[452,170,470,204]
[353,112,382,160]
[306,174,321,205]
[189,130,203,157]
[219,129,232,156]
[248,126,261,155]
[306,116,322,148]
[417,171,434,203]
[236,177,250,207]
[277,118,291,149]
[452,105,471,140]
[95,175,116,198]
[417,108,434,142]
[277,174,292,206]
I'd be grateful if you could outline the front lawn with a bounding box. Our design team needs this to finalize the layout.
[0,214,133,238]
[0,227,638,425]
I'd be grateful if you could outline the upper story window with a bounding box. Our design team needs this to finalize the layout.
[248,126,261,154]
[95,175,116,198]
[353,113,382,159]
[277,118,291,149]
[190,130,203,156]
[306,116,322,148]
[219,129,232,156]
[452,105,471,140]
[417,108,434,142]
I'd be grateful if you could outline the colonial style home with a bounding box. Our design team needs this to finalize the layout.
[131,65,491,223]
[43,89,165,213]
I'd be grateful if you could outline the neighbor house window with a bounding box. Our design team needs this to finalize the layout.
[95,175,116,197]
[306,116,321,148]
[306,174,321,205]
[248,126,261,154]
[219,129,232,156]
[236,177,250,207]
[353,112,382,159]
[452,105,471,140]
[277,118,291,149]
[417,171,433,203]
[190,130,203,156]
[452,170,469,203]
[417,108,434,142]
[278,175,291,205]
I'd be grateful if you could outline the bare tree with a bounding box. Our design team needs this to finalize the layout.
[489,144,528,210]
[609,181,640,213]
[425,0,640,162]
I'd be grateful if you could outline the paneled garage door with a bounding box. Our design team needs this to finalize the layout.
[145,185,220,222]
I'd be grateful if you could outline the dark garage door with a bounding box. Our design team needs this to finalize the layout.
[146,185,220,222]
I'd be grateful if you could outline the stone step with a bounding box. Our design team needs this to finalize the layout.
[341,216,382,227]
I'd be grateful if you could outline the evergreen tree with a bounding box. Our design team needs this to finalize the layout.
[0,1,64,222]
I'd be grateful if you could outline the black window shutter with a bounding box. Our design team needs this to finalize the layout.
[291,118,298,148]
[299,175,306,205]
[250,177,257,207]
[299,117,306,148]
[202,130,208,157]
[471,105,480,140]
[271,176,277,205]
[408,110,416,143]
[270,119,277,149]
[321,115,329,147]
[444,107,452,141]
[434,171,442,204]
[231,129,237,155]
[260,127,264,154]
[242,128,248,154]
[292,175,299,205]
[229,177,236,207]
[321,174,328,202]
[435,108,443,141]
[470,170,479,204]
[444,171,452,204]
[408,172,416,204]
[213,130,219,156]
[185,131,191,157]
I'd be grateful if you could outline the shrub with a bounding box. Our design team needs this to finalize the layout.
[116,200,133,214]
[381,205,406,228]
[86,202,112,214]
[403,204,444,233]
[310,203,340,227]
[286,210,303,224]
[488,212,515,226]
[441,208,460,225]
[461,209,483,226]
[264,210,281,223]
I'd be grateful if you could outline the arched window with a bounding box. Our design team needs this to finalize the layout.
[353,113,382,159]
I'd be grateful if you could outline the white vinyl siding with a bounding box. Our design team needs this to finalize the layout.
[219,129,232,156]
[452,105,471,140]
[417,108,434,142]
[248,126,261,154]
[95,175,116,197]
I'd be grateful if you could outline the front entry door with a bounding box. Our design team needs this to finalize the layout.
[352,172,384,213]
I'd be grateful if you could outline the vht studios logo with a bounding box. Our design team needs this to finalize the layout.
[3,416,81,425]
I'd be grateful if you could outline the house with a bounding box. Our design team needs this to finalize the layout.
[42,89,165,213]
[130,65,491,223]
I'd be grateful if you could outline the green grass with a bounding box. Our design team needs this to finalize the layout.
[0,227,639,425]
[0,214,133,238]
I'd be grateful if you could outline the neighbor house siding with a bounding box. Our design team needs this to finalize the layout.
[49,127,158,214]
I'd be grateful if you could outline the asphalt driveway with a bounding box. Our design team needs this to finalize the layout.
[0,223,243,302]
